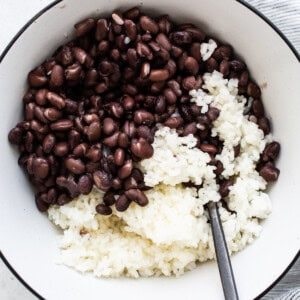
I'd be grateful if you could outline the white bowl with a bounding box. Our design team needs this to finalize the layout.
[0,0,299,299]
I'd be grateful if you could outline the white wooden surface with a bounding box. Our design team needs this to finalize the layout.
[0,0,299,299]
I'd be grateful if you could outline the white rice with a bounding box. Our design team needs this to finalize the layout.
[48,71,273,278]
[200,39,217,61]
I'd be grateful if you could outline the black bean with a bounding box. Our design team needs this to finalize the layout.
[28,67,48,88]
[140,62,151,79]
[139,15,159,34]
[122,121,136,138]
[65,63,82,81]
[46,188,58,204]
[131,138,153,159]
[258,117,271,135]
[50,65,64,87]
[57,193,72,205]
[86,121,101,142]
[114,148,125,166]
[32,157,49,179]
[96,203,112,215]
[199,143,218,154]
[73,143,88,157]
[262,141,280,162]
[239,70,249,87]
[149,69,169,82]
[219,178,234,197]
[206,57,218,72]
[50,119,73,131]
[137,126,154,143]
[131,168,144,182]
[75,18,95,37]
[122,84,138,96]
[8,127,23,145]
[46,92,65,109]
[234,144,241,157]
[54,142,69,157]
[213,45,232,61]
[134,110,154,126]
[157,15,173,34]
[44,108,62,122]
[124,7,140,20]
[252,100,264,118]
[103,132,119,148]
[259,164,280,182]
[163,88,177,105]
[115,194,131,211]
[118,159,133,179]
[68,130,81,149]
[125,189,148,206]
[123,176,138,190]
[247,82,261,98]
[184,27,205,42]
[78,174,93,194]
[184,56,199,75]
[151,81,165,94]
[42,134,56,153]
[118,132,130,148]
[219,60,230,76]
[164,117,184,129]
[207,107,220,121]
[172,31,192,45]
[124,19,137,41]
[183,122,197,136]
[110,102,124,118]
[182,76,202,90]
[72,47,88,64]
[35,194,49,212]
[103,118,117,136]
[93,170,111,191]
[65,158,85,174]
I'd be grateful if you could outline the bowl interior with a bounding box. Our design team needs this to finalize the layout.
[0,0,299,299]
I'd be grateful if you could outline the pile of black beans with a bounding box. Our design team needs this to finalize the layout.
[8,7,280,215]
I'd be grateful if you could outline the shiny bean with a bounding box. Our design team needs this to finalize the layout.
[75,18,95,37]
[164,116,184,129]
[259,164,280,182]
[115,194,131,211]
[42,134,56,153]
[46,92,65,109]
[103,132,119,148]
[78,174,93,194]
[149,69,169,81]
[118,159,133,179]
[184,56,199,75]
[65,158,85,174]
[139,15,159,34]
[125,189,148,206]
[8,127,23,145]
[44,108,62,122]
[93,170,111,191]
[86,122,101,142]
[32,157,49,179]
[50,119,73,131]
[134,110,154,125]
[131,138,153,159]
[50,65,64,87]
[262,141,280,162]
[96,203,112,215]
[114,148,125,166]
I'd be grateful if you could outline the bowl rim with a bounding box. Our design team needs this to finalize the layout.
[0,1,299,299]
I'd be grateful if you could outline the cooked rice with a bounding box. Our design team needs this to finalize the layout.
[48,71,272,278]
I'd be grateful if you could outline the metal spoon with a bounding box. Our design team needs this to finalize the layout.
[207,201,239,300]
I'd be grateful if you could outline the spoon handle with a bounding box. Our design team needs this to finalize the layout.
[208,201,239,300]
